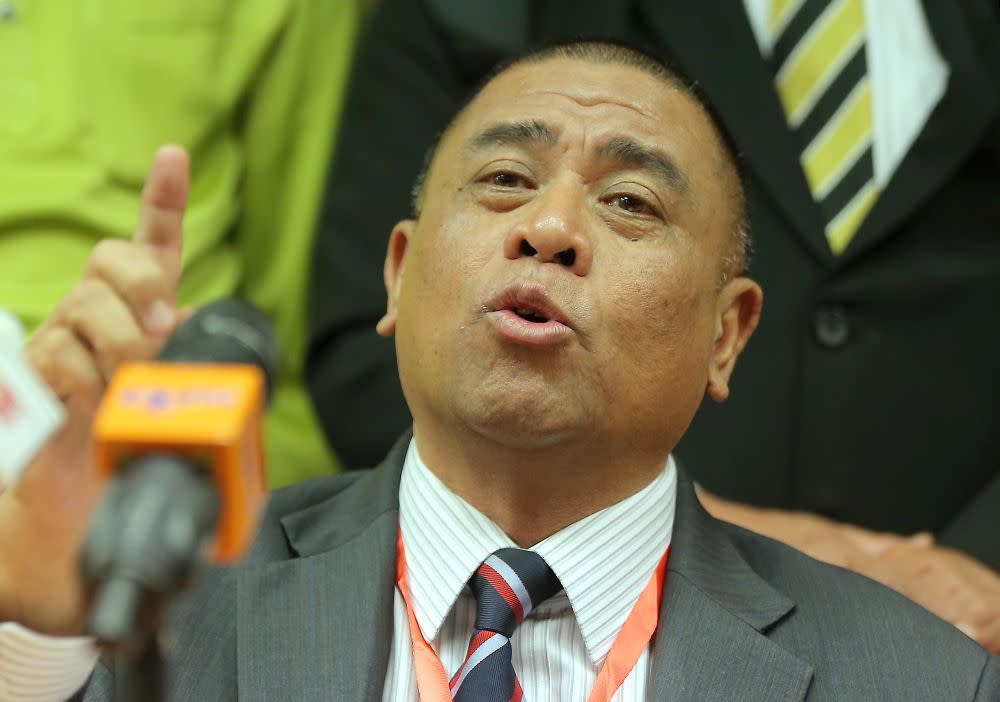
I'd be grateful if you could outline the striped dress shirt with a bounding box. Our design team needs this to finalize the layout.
[0,624,97,701]
[382,440,676,701]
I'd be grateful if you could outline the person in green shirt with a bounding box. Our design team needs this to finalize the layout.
[0,0,364,485]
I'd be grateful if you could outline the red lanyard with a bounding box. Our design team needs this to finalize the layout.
[395,529,669,702]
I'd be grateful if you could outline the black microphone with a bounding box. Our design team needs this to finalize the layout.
[81,300,278,695]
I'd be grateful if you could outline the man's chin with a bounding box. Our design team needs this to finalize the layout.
[445,364,596,448]
[468,420,582,451]
[461,399,588,450]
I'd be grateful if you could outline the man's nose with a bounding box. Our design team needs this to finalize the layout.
[502,189,594,276]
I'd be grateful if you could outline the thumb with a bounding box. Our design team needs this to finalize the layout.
[174,306,198,327]
[840,524,899,556]
[907,531,935,548]
[134,145,189,279]
[149,306,198,358]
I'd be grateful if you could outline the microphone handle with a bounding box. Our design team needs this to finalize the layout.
[84,455,220,646]
[114,634,166,702]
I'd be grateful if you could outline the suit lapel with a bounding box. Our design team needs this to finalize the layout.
[236,440,408,702]
[648,473,813,701]
[636,0,832,263]
[232,435,813,700]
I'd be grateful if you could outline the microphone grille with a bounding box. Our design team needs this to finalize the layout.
[158,300,280,402]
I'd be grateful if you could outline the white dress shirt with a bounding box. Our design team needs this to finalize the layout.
[0,624,97,701]
[742,0,949,188]
[382,440,676,701]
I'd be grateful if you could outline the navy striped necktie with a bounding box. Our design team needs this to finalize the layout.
[450,549,562,702]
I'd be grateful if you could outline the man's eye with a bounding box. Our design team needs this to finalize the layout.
[488,172,527,188]
[609,194,658,217]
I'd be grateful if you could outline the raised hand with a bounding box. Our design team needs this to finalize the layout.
[0,146,190,635]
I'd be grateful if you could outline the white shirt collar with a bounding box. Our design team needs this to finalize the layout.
[399,438,675,666]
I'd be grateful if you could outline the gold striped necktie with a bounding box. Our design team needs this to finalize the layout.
[770,0,878,254]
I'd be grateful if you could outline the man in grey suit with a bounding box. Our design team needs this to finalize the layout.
[1,41,996,701]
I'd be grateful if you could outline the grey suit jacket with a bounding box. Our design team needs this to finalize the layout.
[79,436,999,701]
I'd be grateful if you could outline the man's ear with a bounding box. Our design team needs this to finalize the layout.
[376,220,415,337]
[706,277,763,402]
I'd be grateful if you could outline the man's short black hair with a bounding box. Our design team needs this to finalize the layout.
[411,39,752,280]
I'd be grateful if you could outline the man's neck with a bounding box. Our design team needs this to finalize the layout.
[412,423,669,547]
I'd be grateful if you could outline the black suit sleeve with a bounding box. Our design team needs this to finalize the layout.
[305,0,469,468]
[938,0,1000,569]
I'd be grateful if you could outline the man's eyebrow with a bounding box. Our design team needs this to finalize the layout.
[467,120,559,151]
[597,136,690,194]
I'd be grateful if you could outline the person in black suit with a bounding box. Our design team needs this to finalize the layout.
[305,0,1000,650]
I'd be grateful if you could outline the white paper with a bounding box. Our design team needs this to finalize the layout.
[0,346,65,486]
[0,308,23,353]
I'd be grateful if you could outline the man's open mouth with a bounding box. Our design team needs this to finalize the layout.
[485,282,572,329]
[511,307,550,324]
[482,283,576,347]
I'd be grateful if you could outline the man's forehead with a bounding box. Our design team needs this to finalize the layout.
[437,60,716,173]
[433,60,711,188]
[465,59,687,132]
[413,55,730,219]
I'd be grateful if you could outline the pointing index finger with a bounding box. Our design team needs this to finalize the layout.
[134,145,189,261]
